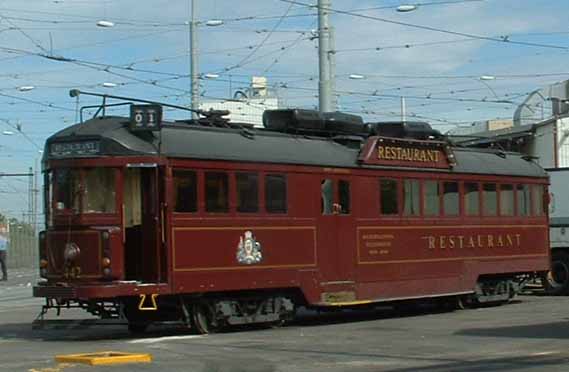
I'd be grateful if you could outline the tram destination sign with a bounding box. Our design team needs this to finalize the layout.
[49,140,100,158]
[359,136,455,169]
[129,104,162,132]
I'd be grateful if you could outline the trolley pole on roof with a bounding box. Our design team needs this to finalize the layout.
[190,0,199,119]
[318,0,334,113]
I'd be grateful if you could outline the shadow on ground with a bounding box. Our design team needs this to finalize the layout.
[383,352,569,372]
[457,320,569,340]
[0,301,459,341]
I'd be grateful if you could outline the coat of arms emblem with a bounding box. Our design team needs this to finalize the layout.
[237,231,262,264]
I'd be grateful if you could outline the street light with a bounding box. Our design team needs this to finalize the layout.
[396,4,418,12]
[18,86,35,92]
[102,82,117,88]
[2,130,14,136]
[477,76,498,99]
[203,73,219,79]
[205,19,224,27]
[96,20,115,28]
[349,74,365,80]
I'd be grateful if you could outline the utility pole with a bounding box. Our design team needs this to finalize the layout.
[318,0,333,113]
[190,0,199,119]
[329,24,337,111]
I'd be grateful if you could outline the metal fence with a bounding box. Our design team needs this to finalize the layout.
[6,227,38,269]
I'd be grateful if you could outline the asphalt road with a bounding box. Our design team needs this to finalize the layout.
[2,273,569,372]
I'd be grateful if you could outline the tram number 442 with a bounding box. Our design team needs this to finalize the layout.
[129,104,163,132]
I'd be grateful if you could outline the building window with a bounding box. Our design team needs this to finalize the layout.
[339,180,350,214]
[205,172,229,213]
[532,184,545,216]
[380,179,399,215]
[443,181,459,216]
[265,174,287,213]
[423,180,440,216]
[500,184,514,216]
[464,182,480,216]
[483,183,498,216]
[517,184,531,216]
[173,170,197,213]
[236,173,259,213]
[403,179,420,216]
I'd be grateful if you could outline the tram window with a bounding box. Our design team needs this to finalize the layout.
[517,184,531,216]
[464,182,480,216]
[532,184,545,216]
[54,168,80,212]
[265,174,287,213]
[380,179,398,215]
[443,182,459,216]
[423,180,440,216]
[403,179,420,216]
[500,184,514,216]
[83,168,116,213]
[483,183,498,216]
[321,179,333,215]
[339,180,350,214]
[173,170,197,213]
[236,173,259,213]
[205,172,229,213]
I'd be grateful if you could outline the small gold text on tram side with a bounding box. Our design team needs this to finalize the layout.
[378,146,440,163]
[422,234,522,250]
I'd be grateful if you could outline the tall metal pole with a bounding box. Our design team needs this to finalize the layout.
[318,0,333,113]
[190,0,199,118]
[329,25,337,111]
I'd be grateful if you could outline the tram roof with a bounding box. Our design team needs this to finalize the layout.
[45,116,547,178]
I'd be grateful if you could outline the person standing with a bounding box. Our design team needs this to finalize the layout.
[0,231,7,281]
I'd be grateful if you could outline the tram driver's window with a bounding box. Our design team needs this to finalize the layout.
[321,179,333,215]
[443,181,459,216]
[403,179,420,216]
[423,180,440,216]
[266,174,287,213]
[464,182,480,216]
[173,170,197,213]
[500,184,514,216]
[380,179,398,215]
[483,183,498,216]
[205,172,229,213]
[236,172,259,213]
[517,184,531,216]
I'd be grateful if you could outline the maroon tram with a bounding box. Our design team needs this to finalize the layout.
[34,93,550,333]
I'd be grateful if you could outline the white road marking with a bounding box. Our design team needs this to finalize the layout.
[129,334,206,344]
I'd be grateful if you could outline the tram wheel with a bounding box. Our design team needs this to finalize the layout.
[542,251,569,295]
[191,302,217,334]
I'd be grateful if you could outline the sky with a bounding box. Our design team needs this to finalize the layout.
[0,0,568,220]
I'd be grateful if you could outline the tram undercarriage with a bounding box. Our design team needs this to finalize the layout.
[33,276,529,334]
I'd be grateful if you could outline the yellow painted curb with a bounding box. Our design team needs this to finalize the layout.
[55,351,152,366]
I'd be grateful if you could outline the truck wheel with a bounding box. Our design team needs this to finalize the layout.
[543,251,569,295]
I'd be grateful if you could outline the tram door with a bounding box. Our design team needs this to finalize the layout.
[123,165,165,283]
[318,177,354,283]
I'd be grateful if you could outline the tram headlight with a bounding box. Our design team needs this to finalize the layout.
[102,257,111,267]
[63,243,80,262]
